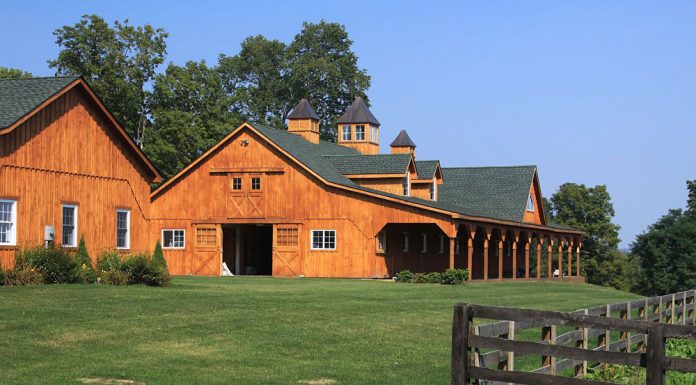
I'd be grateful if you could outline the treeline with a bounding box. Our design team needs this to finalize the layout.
[545,181,696,295]
[5,15,370,179]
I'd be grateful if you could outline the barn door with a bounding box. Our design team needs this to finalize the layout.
[227,174,265,218]
[192,225,222,276]
[272,225,303,277]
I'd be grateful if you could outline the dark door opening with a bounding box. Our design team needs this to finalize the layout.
[222,224,273,275]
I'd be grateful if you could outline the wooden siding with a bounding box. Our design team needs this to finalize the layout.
[0,87,153,269]
[522,179,543,224]
[150,127,454,278]
[351,177,405,196]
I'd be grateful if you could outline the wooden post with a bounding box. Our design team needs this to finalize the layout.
[483,239,489,281]
[498,231,505,281]
[449,237,456,270]
[575,309,589,377]
[567,241,573,278]
[511,234,518,280]
[576,242,582,277]
[536,240,542,281]
[646,323,666,385]
[620,302,630,352]
[451,304,471,385]
[466,236,473,281]
[524,237,530,280]
[638,298,648,352]
[557,238,564,280]
[667,294,675,324]
[547,237,553,279]
[506,320,515,385]
[541,325,557,374]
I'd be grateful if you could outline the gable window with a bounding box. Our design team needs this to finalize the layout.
[402,173,410,196]
[311,230,336,250]
[62,204,78,247]
[232,177,242,191]
[527,194,535,211]
[376,230,387,253]
[0,200,17,246]
[251,177,261,191]
[438,235,445,254]
[116,209,130,249]
[342,125,352,141]
[355,125,365,141]
[162,229,185,249]
[402,232,409,252]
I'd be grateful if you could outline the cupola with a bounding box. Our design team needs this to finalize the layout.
[337,97,380,155]
[390,130,416,156]
[287,99,320,144]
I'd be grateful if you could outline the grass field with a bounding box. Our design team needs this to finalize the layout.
[0,277,640,385]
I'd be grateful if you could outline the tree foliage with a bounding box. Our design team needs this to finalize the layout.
[48,14,168,146]
[631,182,696,295]
[0,67,32,79]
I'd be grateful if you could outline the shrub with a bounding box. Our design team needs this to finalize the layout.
[100,269,130,285]
[152,241,167,269]
[121,253,170,287]
[0,260,4,286]
[75,237,96,283]
[424,272,442,284]
[412,272,427,283]
[4,265,44,286]
[17,246,78,284]
[440,268,469,285]
[96,250,122,273]
[394,270,414,283]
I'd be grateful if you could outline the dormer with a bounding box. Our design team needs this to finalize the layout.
[324,153,416,196]
[390,130,416,156]
[287,99,320,144]
[412,160,443,201]
[337,97,380,155]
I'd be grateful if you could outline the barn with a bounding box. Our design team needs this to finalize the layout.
[0,76,161,268]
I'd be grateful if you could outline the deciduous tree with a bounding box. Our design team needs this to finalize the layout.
[0,67,32,79]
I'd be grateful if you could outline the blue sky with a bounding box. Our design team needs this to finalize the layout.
[2,1,695,247]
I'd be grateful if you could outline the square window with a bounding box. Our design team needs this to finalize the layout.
[196,227,217,247]
[163,229,185,249]
[62,205,78,247]
[355,125,365,141]
[251,177,261,191]
[232,178,242,190]
[311,230,336,250]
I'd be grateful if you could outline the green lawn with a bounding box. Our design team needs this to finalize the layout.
[0,277,640,385]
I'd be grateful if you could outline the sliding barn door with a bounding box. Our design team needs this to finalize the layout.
[272,225,303,277]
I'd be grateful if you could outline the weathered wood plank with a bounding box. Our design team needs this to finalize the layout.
[468,366,612,385]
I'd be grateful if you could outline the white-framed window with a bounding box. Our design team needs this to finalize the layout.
[311,230,336,250]
[0,199,17,246]
[527,194,535,211]
[376,230,387,253]
[438,235,445,254]
[116,209,130,249]
[370,125,378,142]
[429,178,437,200]
[421,233,427,253]
[162,229,185,249]
[402,173,410,196]
[342,125,352,141]
[61,204,78,247]
[355,125,365,141]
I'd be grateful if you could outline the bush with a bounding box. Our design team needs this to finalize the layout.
[96,250,122,273]
[75,237,96,283]
[411,272,427,283]
[121,254,170,287]
[17,246,78,284]
[0,260,4,286]
[153,241,167,269]
[4,265,44,286]
[100,269,130,285]
[440,268,469,284]
[394,270,414,283]
[424,272,442,284]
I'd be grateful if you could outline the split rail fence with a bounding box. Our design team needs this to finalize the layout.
[451,290,696,385]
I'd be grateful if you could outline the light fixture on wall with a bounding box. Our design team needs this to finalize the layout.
[240,139,249,146]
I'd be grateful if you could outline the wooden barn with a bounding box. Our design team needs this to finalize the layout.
[150,97,584,280]
[0,76,161,268]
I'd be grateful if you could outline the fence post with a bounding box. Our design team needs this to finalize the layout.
[692,290,696,325]
[542,325,557,374]
[507,321,515,385]
[646,323,666,385]
[657,296,663,323]
[620,301,630,352]
[638,298,648,352]
[575,309,589,377]
[451,304,471,385]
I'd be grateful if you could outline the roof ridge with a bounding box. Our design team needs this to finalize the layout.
[443,165,536,170]
[0,75,79,82]
[249,122,350,148]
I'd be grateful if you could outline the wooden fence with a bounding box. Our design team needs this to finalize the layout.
[451,291,696,385]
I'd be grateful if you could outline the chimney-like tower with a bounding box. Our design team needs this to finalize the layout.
[337,97,380,155]
[287,99,320,144]
[390,130,416,156]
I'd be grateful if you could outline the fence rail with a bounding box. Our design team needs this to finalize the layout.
[451,290,696,385]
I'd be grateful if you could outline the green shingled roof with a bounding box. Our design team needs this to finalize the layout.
[415,160,439,179]
[325,154,412,175]
[438,166,537,222]
[0,76,79,129]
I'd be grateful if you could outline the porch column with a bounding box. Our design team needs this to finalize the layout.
[525,236,531,280]
[547,237,553,279]
[512,233,518,280]
[576,241,582,277]
[567,240,573,278]
[449,237,455,270]
[536,238,542,281]
[467,231,474,281]
[498,231,505,281]
[558,238,564,280]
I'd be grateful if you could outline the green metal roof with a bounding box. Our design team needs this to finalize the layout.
[415,160,439,179]
[438,166,537,222]
[0,76,79,129]
[324,154,412,175]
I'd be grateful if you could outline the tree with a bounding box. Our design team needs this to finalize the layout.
[687,180,696,215]
[0,67,32,79]
[218,21,371,141]
[75,236,96,283]
[546,183,622,285]
[48,14,168,146]
[631,182,696,295]
[146,60,240,179]
[153,241,167,269]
